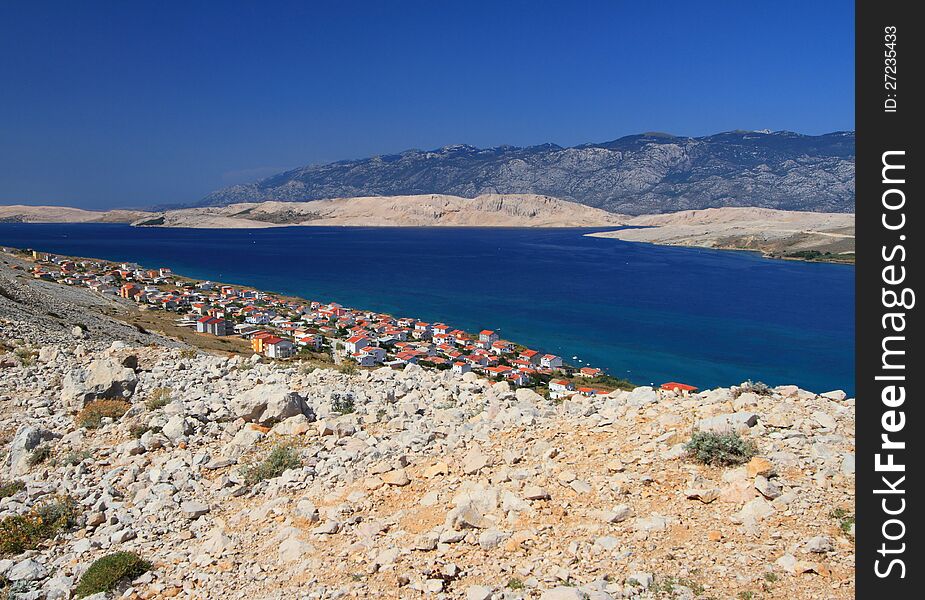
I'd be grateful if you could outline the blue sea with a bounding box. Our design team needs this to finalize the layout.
[0,224,855,395]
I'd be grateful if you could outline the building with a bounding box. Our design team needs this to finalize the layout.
[479,330,500,343]
[541,354,563,369]
[345,335,369,355]
[264,336,295,359]
[577,367,602,378]
[661,382,698,393]
[519,349,541,365]
[452,361,471,375]
[549,379,576,399]
[196,316,232,336]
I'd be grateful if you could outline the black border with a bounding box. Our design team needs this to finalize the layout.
[856,0,920,594]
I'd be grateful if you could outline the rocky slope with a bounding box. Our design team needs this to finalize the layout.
[133,195,629,228]
[0,206,145,225]
[198,131,855,215]
[587,208,855,260]
[0,259,855,599]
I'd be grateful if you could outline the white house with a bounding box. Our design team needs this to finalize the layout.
[360,346,386,363]
[266,338,295,359]
[541,354,563,369]
[549,379,576,399]
[452,361,471,376]
[345,335,369,355]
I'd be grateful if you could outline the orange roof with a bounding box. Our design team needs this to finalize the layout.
[661,382,698,392]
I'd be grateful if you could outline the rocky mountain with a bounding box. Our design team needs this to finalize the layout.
[199,131,855,215]
[132,194,629,229]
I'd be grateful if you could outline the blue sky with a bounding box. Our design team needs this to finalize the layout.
[0,1,855,209]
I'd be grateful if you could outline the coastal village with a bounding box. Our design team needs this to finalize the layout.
[13,249,650,398]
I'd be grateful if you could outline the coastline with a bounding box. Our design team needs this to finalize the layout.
[3,245,634,397]
[0,224,857,395]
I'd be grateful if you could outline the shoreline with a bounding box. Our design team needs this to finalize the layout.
[583,232,856,265]
[3,245,636,398]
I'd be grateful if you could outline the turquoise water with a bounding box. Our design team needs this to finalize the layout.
[0,224,855,394]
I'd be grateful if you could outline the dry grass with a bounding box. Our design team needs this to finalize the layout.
[76,399,132,429]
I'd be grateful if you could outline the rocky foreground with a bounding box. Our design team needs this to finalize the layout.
[0,319,856,600]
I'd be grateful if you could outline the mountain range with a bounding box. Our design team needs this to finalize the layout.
[198,130,855,215]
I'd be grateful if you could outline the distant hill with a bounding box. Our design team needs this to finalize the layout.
[199,130,855,215]
[134,194,629,228]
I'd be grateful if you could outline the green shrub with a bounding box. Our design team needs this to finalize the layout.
[686,431,756,466]
[337,361,357,375]
[55,450,92,467]
[13,347,36,366]
[27,445,51,467]
[76,399,132,429]
[331,393,355,415]
[73,551,151,598]
[736,380,771,397]
[242,444,302,485]
[0,481,25,500]
[179,348,197,359]
[145,387,172,410]
[830,507,855,536]
[0,495,79,555]
[506,578,524,590]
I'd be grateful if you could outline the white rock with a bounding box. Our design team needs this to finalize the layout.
[540,586,588,600]
[231,383,314,425]
[8,558,47,581]
[466,585,494,600]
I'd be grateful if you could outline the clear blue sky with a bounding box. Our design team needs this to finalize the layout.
[0,1,855,209]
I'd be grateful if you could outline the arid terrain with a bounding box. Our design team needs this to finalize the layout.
[0,252,855,599]
[0,205,149,225]
[1,199,856,262]
[1,195,629,229]
[587,208,855,262]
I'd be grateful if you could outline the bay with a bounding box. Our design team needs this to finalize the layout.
[0,223,855,394]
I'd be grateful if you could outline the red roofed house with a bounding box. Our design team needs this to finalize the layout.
[549,379,576,399]
[479,330,499,343]
[519,349,540,365]
[508,371,530,386]
[485,365,513,378]
[452,361,471,375]
[344,335,369,355]
[661,382,699,393]
[196,316,232,336]
[578,367,602,378]
[264,336,295,359]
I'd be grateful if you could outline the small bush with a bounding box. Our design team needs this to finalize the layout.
[73,551,151,598]
[506,578,524,590]
[13,347,36,366]
[736,380,772,397]
[145,387,172,410]
[128,423,160,439]
[331,392,355,415]
[242,444,302,485]
[55,450,92,467]
[0,495,80,555]
[337,362,357,375]
[830,507,855,536]
[27,444,51,467]
[686,431,756,466]
[76,399,132,429]
[179,348,197,359]
[0,481,25,500]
